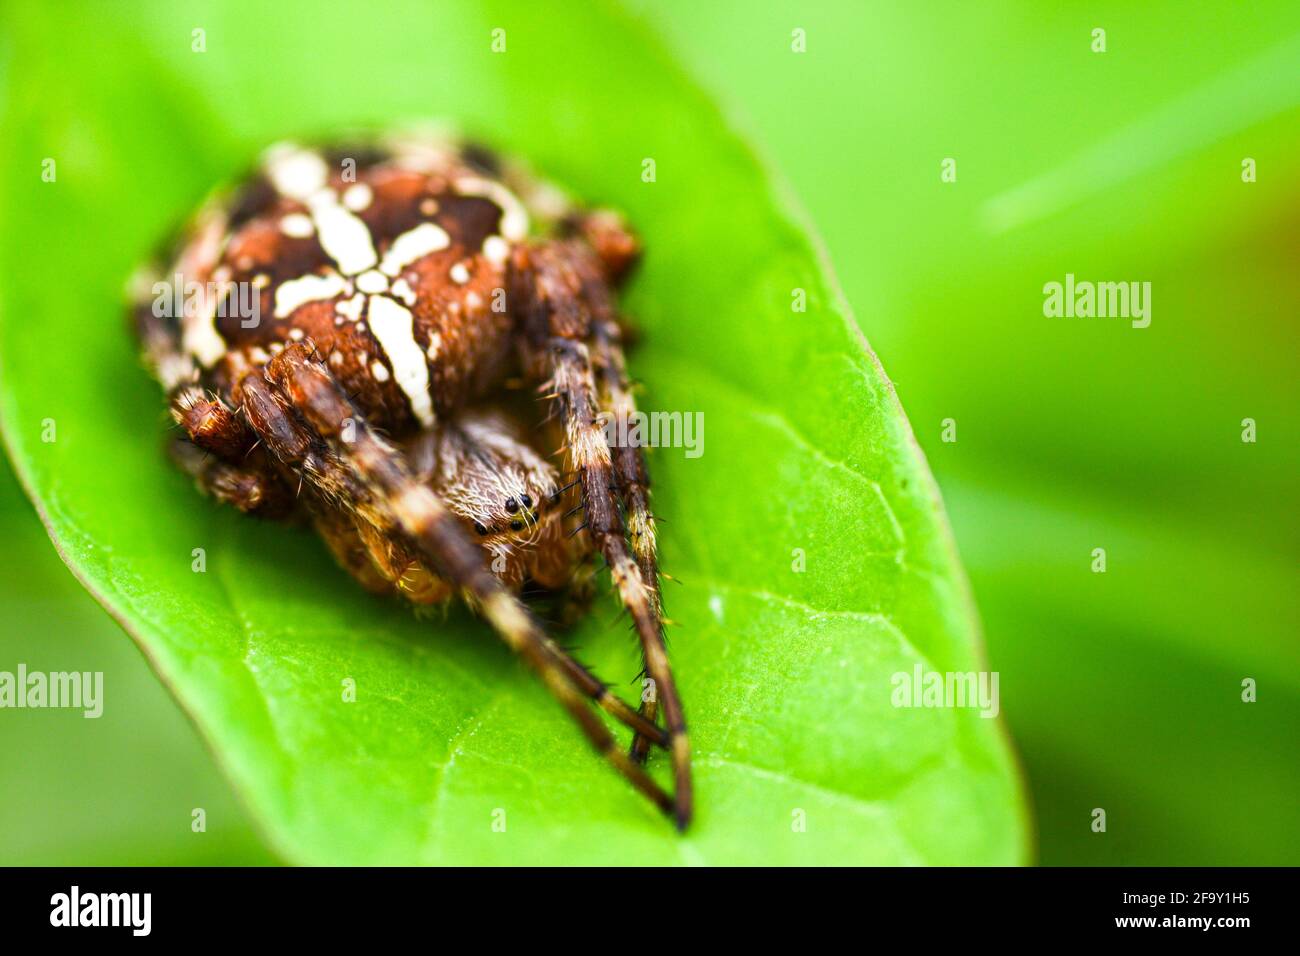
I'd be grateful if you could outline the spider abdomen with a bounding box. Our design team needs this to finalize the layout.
[167,140,542,435]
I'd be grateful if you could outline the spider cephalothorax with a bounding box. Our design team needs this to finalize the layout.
[132,133,690,826]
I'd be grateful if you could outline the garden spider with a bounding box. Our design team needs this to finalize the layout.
[131,133,690,827]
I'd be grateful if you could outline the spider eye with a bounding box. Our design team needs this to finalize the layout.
[473,522,489,536]
[509,520,523,531]
[504,498,519,514]
[520,494,532,508]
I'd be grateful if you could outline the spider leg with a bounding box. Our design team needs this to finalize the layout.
[135,299,296,517]
[512,241,692,828]
[168,436,295,518]
[591,318,666,764]
[243,343,674,815]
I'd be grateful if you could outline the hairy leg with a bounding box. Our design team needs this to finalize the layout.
[512,240,692,827]
[590,317,667,763]
[136,300,297,518]
[168,436,295,518]
[565,211,673,764]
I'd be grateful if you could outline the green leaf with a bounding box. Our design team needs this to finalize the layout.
[0,458,275,865]
[0,0,1028,864]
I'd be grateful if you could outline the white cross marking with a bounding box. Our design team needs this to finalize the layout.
[260,144,451,428]
[368,295,433,427]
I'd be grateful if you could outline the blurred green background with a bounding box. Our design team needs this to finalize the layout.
[1,0,1296,864]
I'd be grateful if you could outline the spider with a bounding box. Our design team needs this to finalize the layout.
[130,133,691,828]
